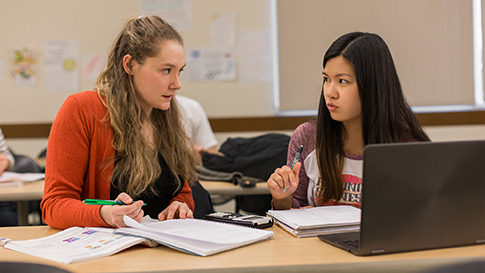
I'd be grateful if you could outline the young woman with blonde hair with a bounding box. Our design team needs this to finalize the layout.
[41,16,200,229]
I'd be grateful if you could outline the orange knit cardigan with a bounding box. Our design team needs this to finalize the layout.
[41,91,194,229]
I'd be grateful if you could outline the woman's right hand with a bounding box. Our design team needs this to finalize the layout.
[99,192,145,227]
[267,162,301,208]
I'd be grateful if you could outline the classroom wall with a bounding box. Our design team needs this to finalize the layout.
[1,0,484,158]
[0,0,274,124]
[277,0,475,112]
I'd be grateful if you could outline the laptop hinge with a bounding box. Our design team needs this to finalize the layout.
[475,239,485,244]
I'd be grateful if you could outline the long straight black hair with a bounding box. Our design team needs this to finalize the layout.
[316,32,430,204]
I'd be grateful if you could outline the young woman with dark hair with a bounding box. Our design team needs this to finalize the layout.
[268,32,430,210]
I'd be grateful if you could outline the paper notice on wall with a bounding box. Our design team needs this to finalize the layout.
[44,40,79,92]
[210,12,236,48]
[185,48,235,82]
[82,54,106,82]
[141,0,193,31]
[10,48,37,86]
[238,31,272,82]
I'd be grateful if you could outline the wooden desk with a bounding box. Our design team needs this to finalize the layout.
[0,180,269,226]
[0,226,484,273]
[0,180,44,226]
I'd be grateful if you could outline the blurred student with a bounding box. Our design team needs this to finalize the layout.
[267,32,430,210]
[177,95,218,154]
[0,128,15,175]
[41,15,200,229]
[0,128,18,226]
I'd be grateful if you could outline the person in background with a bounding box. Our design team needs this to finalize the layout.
[0,128,18,226]
[177,95,218,154]
[41,15,200,230]
[0,128,15,175]
[267,32,430,210]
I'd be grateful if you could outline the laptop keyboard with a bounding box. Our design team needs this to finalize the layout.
[342,239,359,248]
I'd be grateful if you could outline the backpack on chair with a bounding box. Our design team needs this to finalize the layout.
[201,133,290,215]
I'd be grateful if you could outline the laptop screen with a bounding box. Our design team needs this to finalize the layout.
[358,140,485,255]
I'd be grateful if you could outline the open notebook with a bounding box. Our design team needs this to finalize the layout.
[318,140,485,255]
[116,216,273,256]
[4,216,274,263]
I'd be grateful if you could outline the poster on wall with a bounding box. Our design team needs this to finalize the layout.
[82,53,107,82]
[210,12,236,48]
[141,0,193,31]
[10,48,37,86]
[237,31,272,82]
[44,40,79,92]
[185,48,235,81]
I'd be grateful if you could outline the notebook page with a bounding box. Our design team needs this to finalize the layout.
[0,171,45,183]
[4,227,150,264]
[124,216,272,244]
[267,205,361,229]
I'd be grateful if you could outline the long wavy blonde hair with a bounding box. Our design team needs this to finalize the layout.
[95,15,200,197]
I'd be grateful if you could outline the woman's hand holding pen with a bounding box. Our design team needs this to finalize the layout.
[99,192,145,227]
[268,144,304,208]
[267,162,302,200]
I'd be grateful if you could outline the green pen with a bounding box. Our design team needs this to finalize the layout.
[291,145,304,170]
[284,145,303,193]
[83,199,146,206]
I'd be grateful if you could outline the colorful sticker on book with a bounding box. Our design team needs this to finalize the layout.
[62,237,80,243]
[82,230,97,236]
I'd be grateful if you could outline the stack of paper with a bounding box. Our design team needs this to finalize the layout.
[0,171,45,187]
[267,205,361,238]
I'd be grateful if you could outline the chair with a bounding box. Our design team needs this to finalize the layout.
[4,149,43,226]
[11,152,42,173]
[201,133,290,215]
[190,180,214,219]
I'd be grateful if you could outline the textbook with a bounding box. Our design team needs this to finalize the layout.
[3,226,157,264]
[3,216,273,263]
[115,215,274,256]
[267,205,361,238]
[0,171,45,187]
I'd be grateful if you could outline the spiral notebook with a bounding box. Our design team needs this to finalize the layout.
[267,205,360,238]
[115,216,274,256]
[318,140,485,256]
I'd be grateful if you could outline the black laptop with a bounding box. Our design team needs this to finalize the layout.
[318,140,485,256]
